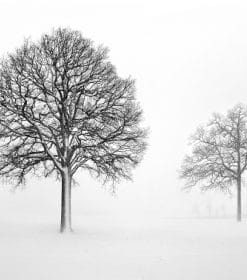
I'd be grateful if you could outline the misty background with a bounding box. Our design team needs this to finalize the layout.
[0,0,247,229]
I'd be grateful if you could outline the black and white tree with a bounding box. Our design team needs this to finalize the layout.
[180,104,247,221]
[0,28,147,232]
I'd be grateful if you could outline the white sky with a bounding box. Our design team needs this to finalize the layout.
[0,0,247,226]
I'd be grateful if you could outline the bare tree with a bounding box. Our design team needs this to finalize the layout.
[180,104,247,221]
[0,28,147,232]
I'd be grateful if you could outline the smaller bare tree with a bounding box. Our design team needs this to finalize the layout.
[180,104,247,221]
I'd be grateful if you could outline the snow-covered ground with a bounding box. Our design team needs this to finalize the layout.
[0,216,246,280]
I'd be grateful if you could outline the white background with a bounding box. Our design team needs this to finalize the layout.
[0,0,247,227]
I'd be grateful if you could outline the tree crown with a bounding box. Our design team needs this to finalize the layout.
[180,104,247,191]
[0,28,147,186]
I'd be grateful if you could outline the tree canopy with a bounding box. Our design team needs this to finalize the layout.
[180,104,247,220]
[0,28,147,231]
[181,104,247,190]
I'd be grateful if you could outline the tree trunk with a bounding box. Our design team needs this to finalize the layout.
[60,167,72,232]
[237,176,242,222]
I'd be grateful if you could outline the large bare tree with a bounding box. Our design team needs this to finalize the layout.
[0,28,147,232]
[180,104,247,221]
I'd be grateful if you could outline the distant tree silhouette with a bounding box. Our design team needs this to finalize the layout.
[180,104,247,221]
[0,28,147,232]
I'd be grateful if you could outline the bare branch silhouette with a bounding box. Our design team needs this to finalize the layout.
[0,28,147,232]
[180,104,247,221]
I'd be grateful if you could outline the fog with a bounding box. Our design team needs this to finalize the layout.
[0,0,247,226]
[2,1,247,279]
